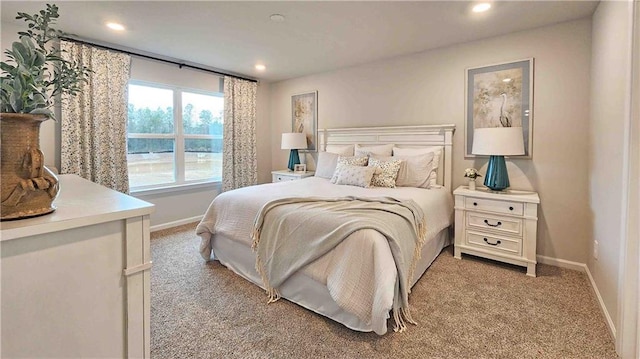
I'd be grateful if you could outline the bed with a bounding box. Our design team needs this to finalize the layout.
[196,124,455,335]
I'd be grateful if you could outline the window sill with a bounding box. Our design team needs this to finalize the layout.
[130,180,221,196]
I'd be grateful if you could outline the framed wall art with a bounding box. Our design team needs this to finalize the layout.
[292,91,318,152]
[465,58,534,158]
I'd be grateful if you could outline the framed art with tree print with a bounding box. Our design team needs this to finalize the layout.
[292,91,318,152]
[465,58,534,158]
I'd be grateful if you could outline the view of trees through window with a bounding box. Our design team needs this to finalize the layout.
[127,83,223,188]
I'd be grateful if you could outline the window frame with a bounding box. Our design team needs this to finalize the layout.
[127,80,223,192]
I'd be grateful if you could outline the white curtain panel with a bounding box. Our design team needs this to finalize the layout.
[60,41,131,193]
[222,76,258,191]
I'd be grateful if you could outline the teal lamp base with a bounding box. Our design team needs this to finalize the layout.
[484,155,510,191]
[287,149,300,171]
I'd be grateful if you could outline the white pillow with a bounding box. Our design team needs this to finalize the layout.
[314,152,340,179]
[393,146,442,187]
[354,144,394,157]
[373,152,435,188]
[325,144,354,156]
[334,165,375,188]
[330,156,369,183]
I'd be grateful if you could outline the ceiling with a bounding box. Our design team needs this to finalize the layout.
[1,1,598,82]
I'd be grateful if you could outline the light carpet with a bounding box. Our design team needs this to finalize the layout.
[150,223,617,359]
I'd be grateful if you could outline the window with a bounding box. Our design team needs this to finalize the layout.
[127,81,223,190]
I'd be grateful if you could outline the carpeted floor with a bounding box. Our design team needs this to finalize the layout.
[150,223,617,359]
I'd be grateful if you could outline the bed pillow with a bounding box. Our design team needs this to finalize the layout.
[314,152,340,179]
[367,158,402,188]
[325,144,355,156]
[334,165,375,188]
[374,152,435,188]
[330,156,369,183]
[393,146,442,187]
[354,144,394,157]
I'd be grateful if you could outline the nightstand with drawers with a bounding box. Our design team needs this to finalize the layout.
[453,186,540,277]
[271,170,315,183]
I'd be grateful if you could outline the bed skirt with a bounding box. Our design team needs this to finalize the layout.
[208,227,451,333]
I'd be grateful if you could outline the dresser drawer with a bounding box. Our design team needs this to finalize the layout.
[273,175,296,182]
[465,197,524,216]
[466,231,522,256]
[467,212,523,236]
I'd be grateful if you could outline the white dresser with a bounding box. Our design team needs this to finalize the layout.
[0,174,154,358]
[453,186,540,277]
[271,170,315,183]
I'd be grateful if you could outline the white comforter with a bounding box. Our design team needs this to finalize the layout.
[196,177,453,334]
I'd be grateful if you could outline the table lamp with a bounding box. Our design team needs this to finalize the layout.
[472,127,525,191]
[281,132,307,171]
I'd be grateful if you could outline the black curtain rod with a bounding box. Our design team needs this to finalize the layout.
[60,37,258,83]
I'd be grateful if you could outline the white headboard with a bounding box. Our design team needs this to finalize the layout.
[318,124,456,192]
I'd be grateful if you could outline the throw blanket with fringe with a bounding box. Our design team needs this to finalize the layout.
[251,196,427,332]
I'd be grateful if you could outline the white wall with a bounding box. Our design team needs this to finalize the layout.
[270,19,592,264]
[617,1,640,353]
[588,0,634,343]
[134,184,220,229]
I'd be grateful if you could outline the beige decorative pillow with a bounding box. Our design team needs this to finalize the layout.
[393,146,442,187]
[368,158,402,188]
[334,165,375,188]
[326,144,355,156]
[354,144,394,157]
[330,156,369,183]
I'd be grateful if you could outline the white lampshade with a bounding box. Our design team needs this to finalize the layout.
[472,127,525,156]
[281,132,307,150]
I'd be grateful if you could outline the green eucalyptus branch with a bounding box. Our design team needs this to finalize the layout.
[0,3,91,119]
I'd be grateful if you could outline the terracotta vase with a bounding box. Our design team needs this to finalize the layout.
[1,113,59,220]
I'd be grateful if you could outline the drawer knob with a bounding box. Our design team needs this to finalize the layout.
[483,238,501,246]
[509,206,514,211]
[484,219,502,227]
[473,202,478,206]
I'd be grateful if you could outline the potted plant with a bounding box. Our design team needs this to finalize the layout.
[0,3,90,220]
[464,168,482,190]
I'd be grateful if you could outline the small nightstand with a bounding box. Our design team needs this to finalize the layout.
[271,170,315,183]
[453,186,540,277]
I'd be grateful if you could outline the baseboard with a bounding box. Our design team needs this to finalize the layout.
[536,255,586,272]
[150,215,202,233]
[584,265,617,341]
[537,255,617,340]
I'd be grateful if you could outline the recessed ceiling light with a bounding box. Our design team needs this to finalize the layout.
[255,64,266,71]
[472,3,491,13]
[503,78,512,82]
[106,22,125,31]
[269,14,285,22]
